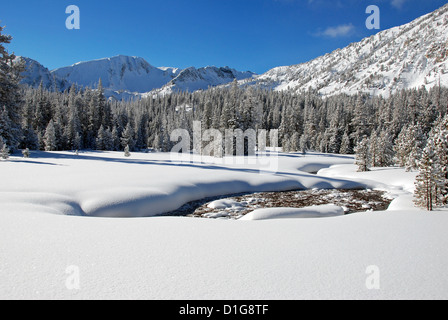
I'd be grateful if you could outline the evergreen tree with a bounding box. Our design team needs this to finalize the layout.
[289,132,300,152]
[354,137,370,172]
[124,145,131,157]
[0,137,10,159]
[96,125,107,150]
[65,84,83,150]
[428,115,448,205]
[44,120,57,151]
[22,148,30,158]
[121,123,135,151]
[0,26,23,151]
[369,130,379,167]
[414,141,443,211]
[377,130,395,167]
[299,134,309,154]
[339,130,352,155]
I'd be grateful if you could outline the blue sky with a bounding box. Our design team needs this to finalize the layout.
[1,0,447,74]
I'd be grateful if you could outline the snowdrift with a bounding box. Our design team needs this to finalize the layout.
[0,151,361,218]
[239,204,345,220]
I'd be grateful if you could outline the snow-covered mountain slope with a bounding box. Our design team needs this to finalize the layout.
[51,55,182,95]
[154,66,255,95]
[15,57,67,91]
[241,3,448,97]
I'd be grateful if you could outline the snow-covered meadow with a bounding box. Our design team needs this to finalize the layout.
[0,151,447,299]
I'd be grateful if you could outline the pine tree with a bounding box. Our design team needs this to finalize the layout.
[0,137,10,160]
[22,148,30,158]
[0,105,12,148]
[289,132,300,152]
[429,115,448,205]
[406,124,425,172]
[350,94,370,145]
[354,137,370,172]
[377,130,395,167]
[111,126,121,151]
[44,120,57,151]
[65,84,83,150]
[299,134,309,154]
[124,145,131,157]
[414,141,443,211]
[0,26,23,151]
[121,123,135,151]
[369,130,379,167]
[339,130,352,154]
[96,125,107,150]
[394,124,425,171]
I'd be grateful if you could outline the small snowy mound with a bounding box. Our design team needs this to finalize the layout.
[239,204,344,221]
[207,199,244,210]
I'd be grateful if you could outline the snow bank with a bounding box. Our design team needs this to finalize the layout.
[240,204,345,220]
[0,151,359,218]
[207,199,244,210]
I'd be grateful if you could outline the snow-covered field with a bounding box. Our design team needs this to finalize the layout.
[0,151,447,300]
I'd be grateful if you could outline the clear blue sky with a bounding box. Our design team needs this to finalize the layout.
[1,0,447,74]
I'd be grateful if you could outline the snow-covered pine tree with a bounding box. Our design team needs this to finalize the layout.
[0,26,23,152]
[96,125,107,150]
[0,137,10,160]
[377,130,395,167]
[121,123,135,151]
[406,124,425,172]
[22,148,30,158]
[339,129,352,155]
[289,132,300,152]
[354,136,370,172]
[111,126,121,151]
[394,125,410,167]
[394,124,425,171]
[414,140,444,211]
[124,145,131,157]
[429,115,448,205]
[65,84,83,150]
[350,94,370,145]
[369,130,379,167]
[44,120,57,151]
[299,134,309,154]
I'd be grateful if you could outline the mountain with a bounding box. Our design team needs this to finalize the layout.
[240,3,448,97]
[18,55,255,100]
[51,55,182,96]
[153,66,255,95]
[15,57,68,91]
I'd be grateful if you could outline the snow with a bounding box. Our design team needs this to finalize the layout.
[52,55,180,95]
[152,66,255,96]
[0,151,360,218]
[1,151,447,299]
[207,199,244,210]
[239,204,345,220]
